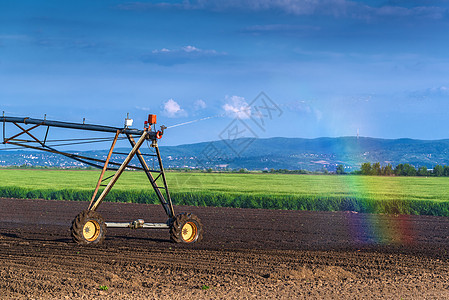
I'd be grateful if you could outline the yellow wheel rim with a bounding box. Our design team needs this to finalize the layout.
[181,222,197,243]
[83,220,100,242]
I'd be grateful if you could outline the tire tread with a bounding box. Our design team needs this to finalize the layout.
[169,213,203,243]
[70,210,106,245]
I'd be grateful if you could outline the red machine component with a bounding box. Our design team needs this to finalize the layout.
[148,114,157,125]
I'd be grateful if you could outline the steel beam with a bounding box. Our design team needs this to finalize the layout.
[89,131,148,211]
[88,130,120,210]
[155,145,175,217]
[127,134,175,218]
[2,116,149,136]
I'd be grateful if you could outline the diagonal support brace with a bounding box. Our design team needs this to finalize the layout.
[127,135,175,218]
[88,130,120,210]
[89,131,148,211]
[4,122,43,144]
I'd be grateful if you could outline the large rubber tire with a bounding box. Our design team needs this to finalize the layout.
[71,210,106,245]
[170,213,203,243]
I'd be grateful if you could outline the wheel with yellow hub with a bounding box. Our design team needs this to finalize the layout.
[170,213,203,243]
[71,210,106,245]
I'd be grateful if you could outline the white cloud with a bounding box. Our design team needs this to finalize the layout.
[286,100,323,121]
[182,45,200,52]
[123,1,447,20]
[431,86,449,94]
[152,48,170,53]
[163,99,187,118]
[286,100,312,114]
[223,95,251,119]
[135,106,151,111]
[194,99,207,110]
[243,24,321,35]
[0,34,30,41]
[410,85,449,101]
[174,0,357,17]
[150,45,218,55]
[143,45,224,65]
[375,5,445,19]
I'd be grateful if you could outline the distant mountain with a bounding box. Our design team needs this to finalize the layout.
[159,137,449,171]
[2,137,449,171]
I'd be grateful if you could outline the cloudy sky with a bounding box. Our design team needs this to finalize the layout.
[1,0,449,146]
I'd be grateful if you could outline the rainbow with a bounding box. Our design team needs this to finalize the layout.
[333,138,415,245]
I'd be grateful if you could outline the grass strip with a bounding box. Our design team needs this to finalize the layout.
[1,186,449,217]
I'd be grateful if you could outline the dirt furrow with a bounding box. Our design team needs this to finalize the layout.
[2,198,449,299]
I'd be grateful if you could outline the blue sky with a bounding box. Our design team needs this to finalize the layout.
[1,0,449,147]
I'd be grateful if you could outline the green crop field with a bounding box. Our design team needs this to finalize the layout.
[1,169,449,216]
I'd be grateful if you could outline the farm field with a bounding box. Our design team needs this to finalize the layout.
[2,170,449,298]
[1,169,449,215]
[2,198,449,299]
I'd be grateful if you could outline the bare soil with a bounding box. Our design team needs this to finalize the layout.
[1,198,449,299]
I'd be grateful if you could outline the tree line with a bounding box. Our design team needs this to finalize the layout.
[355,162,449,177]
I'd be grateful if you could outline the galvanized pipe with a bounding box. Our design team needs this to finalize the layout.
[2,116,147,136]
[105,222,169,229]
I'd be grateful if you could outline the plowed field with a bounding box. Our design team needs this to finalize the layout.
[1,198,449,299]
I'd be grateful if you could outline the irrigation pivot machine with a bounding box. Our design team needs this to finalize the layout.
[2,114,203,245]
